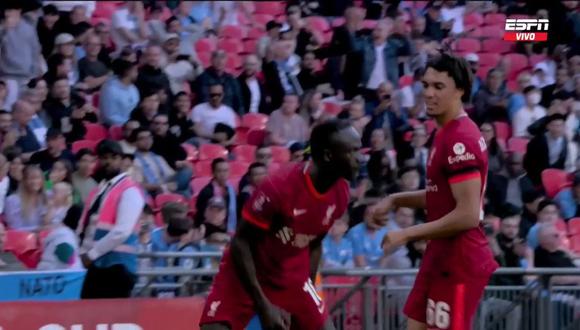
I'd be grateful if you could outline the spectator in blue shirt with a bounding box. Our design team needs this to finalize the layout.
[347,203,389,268]
[322,215,353,268]
[99,59,140,126]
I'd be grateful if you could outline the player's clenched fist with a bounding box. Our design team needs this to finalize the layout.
[381,230,409,255]
[368,196,394,226]
[259,302,291,330]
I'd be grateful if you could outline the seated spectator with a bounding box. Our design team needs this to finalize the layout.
[195,158,236,234]
[37,4,62,59]
[423,3,450,42]
[110,1,149,55]
[202,196,229,238]
[29,128,75,172]
[45,159,74,192]
[77,33,110,92]
[121,153,142,184]
[99,59,140,127]
[12,100,42,157]
[0,154,10,214]
[0,110,14,151]
[289,142,306,162]
[37,182,83,270]
[526,199,565,250]
[48,35,77,85]
[130,88,162,128]
[524,114,576,186]
[71,149,97,204]
[164,15,204,60]
[384,207,414,285]
[266,94,309,146]
[322,215,354,268]
[4,165,47,231]
[258,20,282,60]
[237,146,274,192]
[299,90,326,126]
[507,72,532,120]
[43,75,74,131]
[534,223,580,285]
[132,128,179,196]
[365,149,396,198]
[464,53,484,102]
[390,165,421,194]
[119,120,140,155]
[347,203,389,268]
[237,162,268,219]
[136,44,172,104]
[0,222,25,270]
[541,67,574,108]
[162,35,199,95]
[488,204,530,286]
[19,88,48,149]
[362,82,405,149]
[64,93,99,143]
[191,84,237,145]
[193,50,244,114]
[297,51,327,92]
[480,122,506,174]
[5,149,24,195]
[238,54,269,115]
[369,128,389,152]
[263,40,303,110]
[168,92,196,143]
[398,125,429,175]
[473,69,511,124]
[487,152,530,212]
[345,96,371,137]
[531,62,555,89]
[512,86,547,138]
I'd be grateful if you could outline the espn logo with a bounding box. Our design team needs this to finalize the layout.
[504,19,549,42]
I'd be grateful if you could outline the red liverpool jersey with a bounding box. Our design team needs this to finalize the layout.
[423,115,498,280]
[219,162,350,288]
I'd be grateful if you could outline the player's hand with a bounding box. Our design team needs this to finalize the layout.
[368,196,394,227]
[258,302,291,330]
[382,230,409,255]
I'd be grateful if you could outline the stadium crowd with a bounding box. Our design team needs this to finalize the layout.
[0,0,580,295]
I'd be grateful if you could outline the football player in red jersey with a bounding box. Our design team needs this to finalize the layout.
[200,119,361,330]
[370,53,498,330]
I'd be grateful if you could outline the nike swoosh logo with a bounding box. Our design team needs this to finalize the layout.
[293,209,307,216]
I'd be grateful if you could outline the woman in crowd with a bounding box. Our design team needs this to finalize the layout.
[4,165,48,231]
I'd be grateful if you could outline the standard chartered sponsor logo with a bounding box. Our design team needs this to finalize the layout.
[448,153,475,164]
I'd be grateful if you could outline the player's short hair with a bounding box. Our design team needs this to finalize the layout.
[424,53,473,103]
[211,158,227,172]
[309,119,352,162]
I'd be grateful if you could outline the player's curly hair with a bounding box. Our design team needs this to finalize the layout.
[424,52,473,103]
[309,119,352,162]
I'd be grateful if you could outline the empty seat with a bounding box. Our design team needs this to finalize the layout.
[504,53,529,75]
[484,13,507,25]
[455,38,481,53]
[233,144,257,162]
[234,127,250,145]
[493,121,511,142]
[242,113,269,129]
[246,27,266,40]
[220,25,246,39]
[482,39,512,54]
[84,123,109,141]
[542,169,572,198]
[182,143,199,163]
[306,16,331,32]
[195,38,216,53]
[254,2,284,16]
[464,12,484,27]
[568,218,580,236]
[323,102,343,116]
[191,176,212,197]
[199,144,228,161]
[247,129,267,146]
[480,25,504,39]
[218,39,243,54]
[477,53,501,68]
[3,230,38,255]
[253,14,276,26]
[507,137,529,153]
[109,125,123,141]
[72,140,98,154]
[270,146,291,163]
[194,160,213,177]
[155,193,188,210]
[229,161,250,177]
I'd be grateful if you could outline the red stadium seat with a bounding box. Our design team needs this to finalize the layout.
[247,28,266,40]
[182,143,199,163]
[271,146,291,163]
[242,39,258,54]
[155,193,188,209]
[506,79,519,93]
[464,12,484,27]
[542,169,573,199]
[247,129,267,146]
[229,161,250,177]
[504,53,529,75]
[109,125,123,141]
[254,2,284,16]
[268,162,281,175]
[234,127,250,145]
[465,26,482,38]
[529,54,547,67]
[194,160,213,177]
[493,121,511,142]
[482,39,512,54]
[480,25,504,39]
[3,230,38,254]
[477,65,493,80]
[93,2,116,18]
[570,235,580,254]
[233,144,257,162]
[197,51,211,68]
[195,38,216,53]
[323,102,343,116]
[484,13,507,26]
[225,55,243,73]
[306,16,331,33]
[220,25,246,39]
[72,140,98,154]
[507,137,529,153]
[242,113,269,129]
[218,39,243,54]
[568,218,580,236]
[477,53,501,68]
[199,144,228,161]
[253,14,276,26]
[455,38,481,53]
[84,123,108,141]
[191,176,212,197]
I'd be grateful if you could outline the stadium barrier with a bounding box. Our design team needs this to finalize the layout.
[137,252,580,330]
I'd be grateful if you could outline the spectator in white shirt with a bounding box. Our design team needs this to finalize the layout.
[111,1,149,56]
[440,1,466,35]
[191,84,237,145]
[512,86,547,137]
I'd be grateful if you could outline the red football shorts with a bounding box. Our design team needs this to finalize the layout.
[199,268,327,330]
[403,268,489,330]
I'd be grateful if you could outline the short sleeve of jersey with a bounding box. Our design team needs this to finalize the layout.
[241,178,281,230]
[443,133,482,184]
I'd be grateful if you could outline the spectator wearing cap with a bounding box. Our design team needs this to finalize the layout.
[130,88,162,129]
[4,164,47,231]
[12,100,42,156]
[524,113,576,186]
[99,59,140,126]
[193,50,245,114]
[162,33,199,95]
[78,140,145,299]
[199,196,232,270]
[195,158,237,234]
[110,1,149,56]
[191,83,237,145]
[236,162,268,219]
[266,94,309,146]
[473,68,511,125]
[258,20,282,60]
[37,4,62,59]
[238,54,269,115]
[0,5,43,110]
[78,33,110,92]
[464,53,484,102]
[131,127,182,197]
[71,149,97,204]
[29,128,75,172]
[512,85,547,137]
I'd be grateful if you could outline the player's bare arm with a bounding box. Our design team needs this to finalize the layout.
[369,190,426,225]
[382,177,481,252]
[230,220,290,330]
